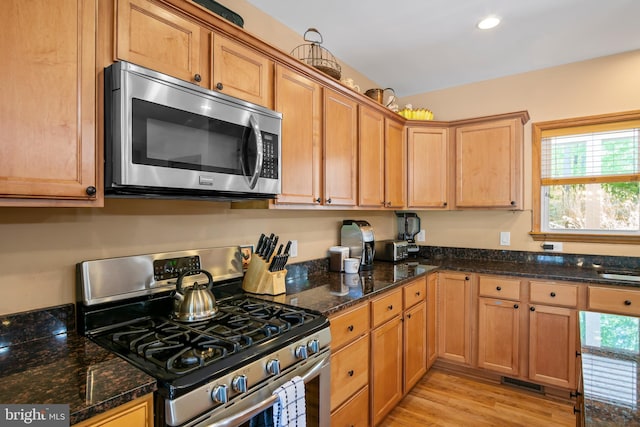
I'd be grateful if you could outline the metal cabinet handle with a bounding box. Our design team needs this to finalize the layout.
[465,276,470,281]
[496,286,502,291]
[85,186,97,196]
[314,197,321,203]
[550,292,556,297]
[510,201,516,206]
[326,198,332,204]
[194,73,202,82]
[530,306,536,312]
[347,325,354,332]
[443,202,447,207]
[625,300,632,306]
[415,291,421,297]
[407,313,412,319]
[387,305,393,311]
[347,370,354,377]
[513,304,519,309]
[216,82,224,90]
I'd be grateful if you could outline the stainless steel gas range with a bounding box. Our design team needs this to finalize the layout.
[76,246,331,427]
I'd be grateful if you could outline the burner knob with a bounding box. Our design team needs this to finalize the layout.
[211,384,228,404]
[295,345,308,360]
[231,375,248,393]
[266,359,281,376]
[307,339,320,354]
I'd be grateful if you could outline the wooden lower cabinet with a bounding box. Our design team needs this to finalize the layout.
[437,272,472,364]
[477,297,520,376]
[331,385,370,427]
[426,274,438,369]
[329,302,370,426]
[74,394,153,427]
[371,315,403,425]
[529,304,577,389]
[404,300,427,391]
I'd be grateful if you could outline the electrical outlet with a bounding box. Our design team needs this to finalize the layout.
[416,229,426,242]
[542,242,563,252]
[289,240,298,257]
[500,231,510,246]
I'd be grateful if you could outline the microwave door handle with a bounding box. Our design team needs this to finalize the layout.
[242,114,264,189]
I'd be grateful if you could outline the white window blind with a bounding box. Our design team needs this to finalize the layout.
[541,127,640,181]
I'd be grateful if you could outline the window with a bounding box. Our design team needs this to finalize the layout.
[532,110,640,243]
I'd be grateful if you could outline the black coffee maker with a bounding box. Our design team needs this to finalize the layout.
[340,220,375,270]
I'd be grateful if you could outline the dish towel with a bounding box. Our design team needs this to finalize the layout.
[272,376,306,427]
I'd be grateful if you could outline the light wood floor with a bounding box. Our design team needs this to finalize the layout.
[380,369,576,427]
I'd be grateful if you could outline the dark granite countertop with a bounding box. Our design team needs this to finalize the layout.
[1,247,637,425]
[0,305,156,425]
[579,311,640,426]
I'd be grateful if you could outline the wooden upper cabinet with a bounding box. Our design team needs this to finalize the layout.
[211,34,274,108]
[454,114,527,209]
[274,65,322,205]
[358,106,385,207]
[115,0,205,85]
[323,89,358,207]
[384,118,407,208]
[0,0,99,206]
[407,126,449,209]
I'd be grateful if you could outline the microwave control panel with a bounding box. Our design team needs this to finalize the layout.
[261,133,279,179]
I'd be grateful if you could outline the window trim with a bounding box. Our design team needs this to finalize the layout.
[531,109,640,244]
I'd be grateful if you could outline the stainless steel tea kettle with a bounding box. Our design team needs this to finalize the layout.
[172,269,218,322]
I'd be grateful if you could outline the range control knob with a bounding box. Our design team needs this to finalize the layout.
[231,375,248,393]
[266,359,281,376]
[307,339,320,354]
[295,345,308,360]
[211,384,228,403]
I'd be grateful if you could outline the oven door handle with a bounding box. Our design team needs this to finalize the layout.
[241,114,264,190]
[203,357,327,427]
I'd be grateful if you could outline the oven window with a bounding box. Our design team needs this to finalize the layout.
[131,98,255,175]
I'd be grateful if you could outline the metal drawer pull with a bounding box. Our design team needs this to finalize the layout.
[550,292,556,297]
[496,286,501,291]
[387,305,393,310]
[415,292,421,297]
[625,300,632,306]
[348,370,354,376]
[348,325,354,332]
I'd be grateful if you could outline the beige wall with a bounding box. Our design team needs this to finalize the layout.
[400,49,640,258]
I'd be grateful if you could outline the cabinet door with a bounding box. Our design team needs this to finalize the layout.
[274,65,322,205]
[0,0,98,205]
[477,297,520,376]
[74,394,153,427]
[384,118,407,208]
[426,274,438,369]
[529,304,577,389]
[437,272,472,364]
[358,106,385,207]
[371,316,403,425]
[116,0,204,85]
[455,118,522,208]
[212,34,274,108]
[323,89,358,206]
[407,126,449,209]
[404,301,427,392]
[330,385,369,427]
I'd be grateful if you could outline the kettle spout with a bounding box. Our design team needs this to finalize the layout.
[173,290,184,303]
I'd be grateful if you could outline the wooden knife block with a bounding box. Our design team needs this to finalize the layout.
[242,256,287,295]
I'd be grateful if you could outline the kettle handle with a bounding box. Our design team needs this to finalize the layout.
[176,269,214,292]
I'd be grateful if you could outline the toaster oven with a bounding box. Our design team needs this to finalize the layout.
[374,240,409,262]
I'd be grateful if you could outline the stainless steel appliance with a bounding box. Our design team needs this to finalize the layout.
[396,212,421,254]
[340,220,375,270]
[104,61,282,200]
[374,239,408,262]
[77,246,330,427]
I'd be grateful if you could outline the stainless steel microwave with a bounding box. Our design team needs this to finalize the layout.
[104,61,282,200]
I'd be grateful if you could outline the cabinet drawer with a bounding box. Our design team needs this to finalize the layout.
[330,335,370,411]
[330,385,369,427]
[530,281,578,307]
[329,302,370,351]
[371,289,403,328]
[479,276,520,300]
[588,286,640,316]
[404,277,427,309]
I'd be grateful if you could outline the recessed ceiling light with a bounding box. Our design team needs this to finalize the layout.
[477,16,500,30]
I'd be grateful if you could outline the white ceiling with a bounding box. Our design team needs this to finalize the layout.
[246,0,640,97]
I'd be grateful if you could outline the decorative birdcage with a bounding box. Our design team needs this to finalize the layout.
[291,28,341,80]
